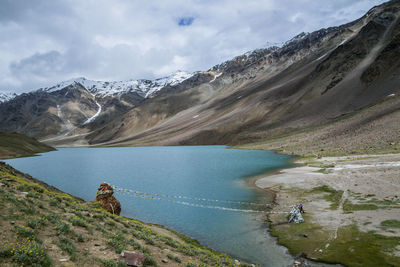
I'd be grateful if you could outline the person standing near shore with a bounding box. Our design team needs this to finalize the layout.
[298,203,304,213]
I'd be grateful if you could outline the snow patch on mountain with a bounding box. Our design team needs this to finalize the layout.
[43,71,194,98]
[83,101,102,125]
[145,71,194,97]
[209,72,223,83]
[0,92,18,103]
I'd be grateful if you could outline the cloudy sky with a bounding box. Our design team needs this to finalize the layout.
[1,0,388,94]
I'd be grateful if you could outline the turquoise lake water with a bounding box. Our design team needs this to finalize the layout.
[5,146,294,266]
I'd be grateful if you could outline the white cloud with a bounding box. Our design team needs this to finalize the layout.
[0,0,388,93]
[155,55,190,77]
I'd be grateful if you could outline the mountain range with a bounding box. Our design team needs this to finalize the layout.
[1,0,399,155]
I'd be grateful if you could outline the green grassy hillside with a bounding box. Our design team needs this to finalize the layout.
[0,162,250,267]
[0,132,55,159]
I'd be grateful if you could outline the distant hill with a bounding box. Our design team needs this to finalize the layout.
[0,132,55,159]
[1,0,399,156]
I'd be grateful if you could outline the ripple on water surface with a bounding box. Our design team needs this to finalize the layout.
[5,146,294,266]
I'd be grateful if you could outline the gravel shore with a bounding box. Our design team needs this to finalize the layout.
[255,153,400,264]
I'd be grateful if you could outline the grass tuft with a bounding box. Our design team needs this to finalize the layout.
[380,220,400,229]
[310,185,343,210]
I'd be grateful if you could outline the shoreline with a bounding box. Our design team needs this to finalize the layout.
[254,153,400,267]
[4,144,399,266]
[0,160,250,266]
[3,145,298,267]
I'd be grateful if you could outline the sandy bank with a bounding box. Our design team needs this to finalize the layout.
[255,153,400,265]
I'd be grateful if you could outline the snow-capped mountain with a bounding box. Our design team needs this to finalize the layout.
[0,70,199,140]
[0,92,17,103]
[43,71,194,98]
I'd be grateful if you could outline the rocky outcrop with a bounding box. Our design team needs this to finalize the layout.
[119,250,146,267]
[95,182,121,215]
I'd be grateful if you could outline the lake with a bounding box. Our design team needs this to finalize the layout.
[5,146,294,266]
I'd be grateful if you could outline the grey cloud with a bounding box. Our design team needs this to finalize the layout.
[10,50,65,78]
[0,0,389,93]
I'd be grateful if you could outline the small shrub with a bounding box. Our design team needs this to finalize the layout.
[27,191,40,198]
[44,212,60,224]
[0,247,13,258]
[17,185,29,191]
[141,246,151,254]
[95,224,107,233]
[58,236,76,255]
[77,234,85,242]
[72,210,83,218]
[167,253,181,263]
[27,218,47,229]
[93,212,107,221]
[14,225,36,239]
[87,227,94,235]
[56,221,71,235]
[128,238,151,254]
[105,219,116,227]
[129,238,143,250]
[132,222,145,231]
[121,220,131,228]
[11,240,52,267]
[19,205,36,215]
[49,199,58,206]
[83,248,89,256]
[107,232,126,254]
[69,216,88,228]
[164,237,179,248]
[143,255,158,266]
[143,236,155,245]
[31,185,44,193]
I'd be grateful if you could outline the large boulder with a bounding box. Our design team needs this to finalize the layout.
[95,182,121,215]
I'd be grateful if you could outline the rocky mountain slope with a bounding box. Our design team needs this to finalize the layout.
[1,0,399,154]
[0,71,198,142]
[0,93,17,103]
[84,0,400,152]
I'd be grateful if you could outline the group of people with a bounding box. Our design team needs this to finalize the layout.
[288,203,305,224]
